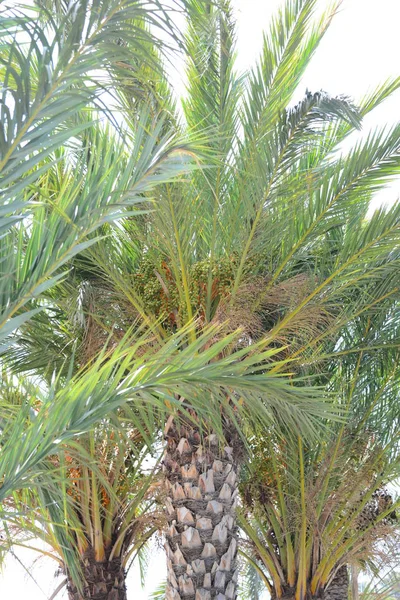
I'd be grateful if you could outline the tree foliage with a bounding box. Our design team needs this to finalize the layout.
[0,0,399,597]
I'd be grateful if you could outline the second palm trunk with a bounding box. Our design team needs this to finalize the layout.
[66,551,127,600]
[164,418,239,600]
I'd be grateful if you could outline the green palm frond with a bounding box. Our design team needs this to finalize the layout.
[240,334,400,600]
[148,579,167,600]
[183,0,241,150]
[239,553,267,600]
[360,563,400,600]
[0,0,174,193]
[0,110,194,350]
[240,0,337,140]
[0,321,338,503]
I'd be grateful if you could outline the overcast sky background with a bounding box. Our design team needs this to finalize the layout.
[1,0,400,597]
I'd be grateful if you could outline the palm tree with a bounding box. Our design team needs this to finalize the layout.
[240,314,400,600]
[37,0,400,598]
[99,2,400,599]
[241,427,399,600]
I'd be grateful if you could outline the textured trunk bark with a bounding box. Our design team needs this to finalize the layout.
[66,554,127,600]
[321,566,349,600]
[163,418,239,600]
[271,566,349,600]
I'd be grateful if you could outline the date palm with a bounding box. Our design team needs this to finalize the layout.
[51,1,400,599]
[240,318,400,600]
[0,7,330,598]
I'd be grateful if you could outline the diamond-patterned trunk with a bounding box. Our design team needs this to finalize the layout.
[66,552,127,600]
[163,420,239,600]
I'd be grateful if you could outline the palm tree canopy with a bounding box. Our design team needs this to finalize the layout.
[40,0,400,434]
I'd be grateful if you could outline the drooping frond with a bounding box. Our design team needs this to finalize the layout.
[0,107,195,349]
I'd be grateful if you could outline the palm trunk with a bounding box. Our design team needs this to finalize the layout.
[272,567,349,600]
[321,566,349,600]
[66,551,127,600]
[163,418,239,600]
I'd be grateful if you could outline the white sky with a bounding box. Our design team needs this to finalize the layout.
[1,0,399,598]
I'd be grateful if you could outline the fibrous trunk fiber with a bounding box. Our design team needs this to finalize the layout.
[66,554,127,600]
[163,420,239,600]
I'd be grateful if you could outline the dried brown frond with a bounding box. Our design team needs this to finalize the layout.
[72,282,160,366]
[210,278,266,340]
[209,273,334,367]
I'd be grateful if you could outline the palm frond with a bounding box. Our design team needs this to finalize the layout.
[0,110,194,349]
